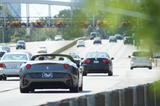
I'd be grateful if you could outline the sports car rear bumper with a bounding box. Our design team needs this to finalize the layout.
[20,77,78,89]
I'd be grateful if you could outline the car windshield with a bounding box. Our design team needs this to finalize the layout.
[86,52,109,58]
[94,37,101,40]
[90,32,97,35]
[109,36,116,39]
[132,51,150,57]
[2,54,28,60]
[77,40,84,43]
[40,47,46,49]
[18,42,25,44]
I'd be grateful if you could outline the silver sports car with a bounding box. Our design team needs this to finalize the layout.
[19,54,83,93]
[0,52,32,80]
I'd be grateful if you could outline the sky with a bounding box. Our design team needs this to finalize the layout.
[21,0,71,21]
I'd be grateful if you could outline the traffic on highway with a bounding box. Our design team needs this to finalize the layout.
[0,34,159,105]
[0,0,160,105]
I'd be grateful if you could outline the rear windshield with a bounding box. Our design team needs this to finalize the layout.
[132,51,150,57]
[0,52,5,57]
[86,52,109,58]
[94,37,101,40]
[2,54,28,60]
[17,42,25,44]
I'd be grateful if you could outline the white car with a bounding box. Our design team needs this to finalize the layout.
[54,35,64,41]
[0,43,10,52]
[130,51,152,70]
[76,40,85,47]
[37,46,47,53]
[0,52,32,80]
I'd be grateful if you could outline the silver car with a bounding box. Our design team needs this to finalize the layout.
[76,40,85,47]
[0,43,10,52]
[130,51,152,70]
[37,46,47,53]
[0,52,32,80]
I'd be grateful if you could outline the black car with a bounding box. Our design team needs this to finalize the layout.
[90,32,97,40]
[19,54,83,93]
[114,34,123,40]
[93,37,102,44]
[16,40,26,49]
[123,36,133,44]
[81,51,113,76]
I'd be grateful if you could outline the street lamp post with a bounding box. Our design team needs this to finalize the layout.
[2,3,7,43]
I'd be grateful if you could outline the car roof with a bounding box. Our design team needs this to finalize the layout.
[4,52,30,55]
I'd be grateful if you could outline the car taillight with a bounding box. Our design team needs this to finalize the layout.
[26,64,32,69]
[64,64,70,69]
[0,64,6,68]
[83,59,91,63]
[102,58,109,63]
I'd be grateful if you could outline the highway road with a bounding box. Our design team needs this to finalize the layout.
[10,40,72,55]
[0,40,159,106]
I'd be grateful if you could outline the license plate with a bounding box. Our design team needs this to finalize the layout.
[42,72,53,78]
[94,60,99,63]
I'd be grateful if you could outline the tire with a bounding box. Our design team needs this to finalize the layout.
[0,76,3,80]
[83,72,87,76]
[2,75,7,80]
[20,87,30,93]
[130,67,133,70]
[79,80,83,91]
[70,85,79,93]
[108,71,113,76]
[149,67,152,70]
[79,84,83,91]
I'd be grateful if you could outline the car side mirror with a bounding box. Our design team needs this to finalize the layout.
[81,58,84,60]
[111,57,114,60]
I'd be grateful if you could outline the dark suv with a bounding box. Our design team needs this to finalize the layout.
[16,40,26,49]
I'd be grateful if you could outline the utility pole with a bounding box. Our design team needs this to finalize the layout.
[92,14,95,30]
[48,5,51,27]
[2,3,6,43]
[26,3,32,41]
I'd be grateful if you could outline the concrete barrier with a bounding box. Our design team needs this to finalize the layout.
[136,85,145,106]
[95,92,106,106]
[124,87,134,106]
[146,84,156,106]
[154,81,160,106]
[77,96,87,106]
[40,81,160,106]
[111,90,120,106]
[53,37,87,54]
